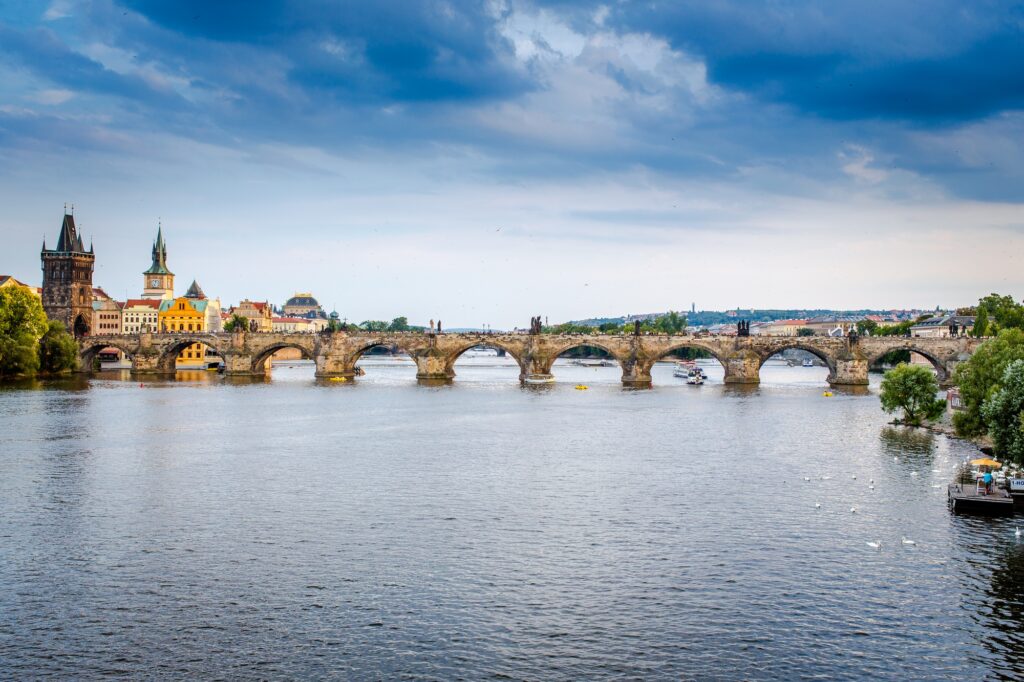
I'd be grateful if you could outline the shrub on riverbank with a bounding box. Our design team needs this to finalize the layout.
[953,329,1024,437]
[879,364,945,426]
[0,287,77,377]
[980,360,1024,464]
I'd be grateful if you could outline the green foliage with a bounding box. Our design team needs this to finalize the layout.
[0,287,49,377]
[981,360,1024,464]
[796,327,815,337]
[879,364,945,426]
[653,311,687,335]
[360,320,390,332]
[0,332,40,377]
[972,306,989,337]
[856,319,879,335]
[953,329,1024,437]
[223,313,249,332]
[388,317,409,332]
[875,349,911,366]
[38,321,78,374]
[977,293,1024,333]
[0,286,48,339]
[326,318,344,332]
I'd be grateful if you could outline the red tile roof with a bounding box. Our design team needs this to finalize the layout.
[124,299,161,309]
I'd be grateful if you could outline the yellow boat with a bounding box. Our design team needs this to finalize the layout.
[575,384,588,390]
[823,391,833,397]
[329,377,348,382]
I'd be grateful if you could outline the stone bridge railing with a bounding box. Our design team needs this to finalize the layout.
[77,331,982,386]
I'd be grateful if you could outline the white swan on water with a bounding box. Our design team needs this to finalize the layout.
[901,537,916,546]
[815,502,821,509]
[850,506,857,513]
[866,541,881,550]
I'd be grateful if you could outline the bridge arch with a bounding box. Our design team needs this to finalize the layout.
[79,339,136,370]
[156,335,227,373]
[444,341,525,377]
[642,341,727,373]
[866,344,950,383]
[250,339,318,373]
[544,340,625,376]
[757,343,838,382]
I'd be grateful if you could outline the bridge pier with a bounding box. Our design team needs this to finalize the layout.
[723,353,761,384]
[314,352,357,379]
[830,358,869,386]
[221,352,259,376]
[414,354,454,382]
[621,360,652,387]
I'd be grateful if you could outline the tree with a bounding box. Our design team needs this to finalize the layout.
[972,306,989,337]
[981,360,1024,464]
[0,286,48,377]
[953,329,1024,437]
[796,327,815,337]
[654,311,687,335]
[977,293,1024,332]
[388,316,409,332]
[879,364,945,426]
[223,314,249,332]
[856,319,879,335]
[38,320,78,374]
[360,320,390,332]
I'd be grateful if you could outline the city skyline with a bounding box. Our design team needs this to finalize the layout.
[2,2,1023,326]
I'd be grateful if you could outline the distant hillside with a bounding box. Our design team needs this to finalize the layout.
[570,308,930,328]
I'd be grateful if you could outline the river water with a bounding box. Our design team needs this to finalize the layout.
[2,356,1022,680]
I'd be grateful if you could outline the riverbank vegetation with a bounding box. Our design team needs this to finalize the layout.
[0,286,78,378]
[543,311,688,336]
[879,364,945,426]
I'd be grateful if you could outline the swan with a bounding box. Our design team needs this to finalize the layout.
[803,477,811,481]
[850,506,857,513]
[901,537,916,546]
[910,471,919,476]
[869,485,875,490]
[866,541,881,550]
[852,474,857,480]
[815,502,821,509]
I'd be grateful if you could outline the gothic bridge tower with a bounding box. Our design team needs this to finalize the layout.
[41,211,95,336]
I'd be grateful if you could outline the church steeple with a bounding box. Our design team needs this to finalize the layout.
[145,222,172,276]
[142,222,175,300]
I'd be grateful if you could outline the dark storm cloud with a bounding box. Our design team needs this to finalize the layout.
[604,0,1024,123]
[121,0,530,103]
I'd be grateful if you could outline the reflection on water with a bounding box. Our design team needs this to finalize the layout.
[1,359,1022,679]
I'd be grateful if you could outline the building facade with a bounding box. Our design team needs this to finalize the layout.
[122,299,161,333]
[230,299,274,331]
[41,212,95,336]
[158,281,212,368]
[91,288,123,335]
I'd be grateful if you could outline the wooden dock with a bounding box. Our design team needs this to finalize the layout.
[948,483,1015,516]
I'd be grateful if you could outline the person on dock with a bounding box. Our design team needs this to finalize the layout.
[983,470,994,494]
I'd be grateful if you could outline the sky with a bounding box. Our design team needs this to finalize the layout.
[1,0,1022,328]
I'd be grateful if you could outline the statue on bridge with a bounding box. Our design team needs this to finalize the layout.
[530,316,543,335]
[737,320,750,337]
[634,320,641,336]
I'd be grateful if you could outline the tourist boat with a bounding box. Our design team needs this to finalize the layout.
[686,369,704,385]
[673,361,696,378]
[802,359,815,367]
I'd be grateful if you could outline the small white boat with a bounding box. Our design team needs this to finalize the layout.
[686,368,704,385]
[802,359,814,367]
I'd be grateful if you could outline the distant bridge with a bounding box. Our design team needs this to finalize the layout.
[77,331,982,386]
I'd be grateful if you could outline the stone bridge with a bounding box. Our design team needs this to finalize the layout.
[77,331,982,386]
